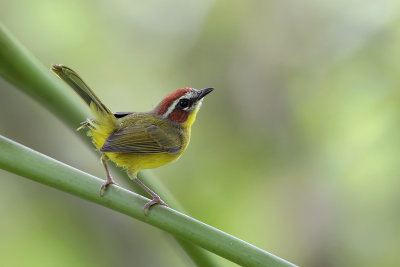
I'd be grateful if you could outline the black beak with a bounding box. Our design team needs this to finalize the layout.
[197,88,214,100]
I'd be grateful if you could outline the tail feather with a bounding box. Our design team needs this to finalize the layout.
[51,64,113,115]
[51,64,118,128]
[52,64,119,150]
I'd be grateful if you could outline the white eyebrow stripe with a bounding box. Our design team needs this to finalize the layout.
[162,91,199,118]
[163,98,180,118]
[184,91,197,99]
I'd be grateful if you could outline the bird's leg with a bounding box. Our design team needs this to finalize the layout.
[99,154,118,196]
[133,177,168,215]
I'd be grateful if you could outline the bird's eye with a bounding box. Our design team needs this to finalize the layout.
[177,99,190,109]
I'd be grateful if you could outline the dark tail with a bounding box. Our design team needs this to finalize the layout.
[51,64,112,116]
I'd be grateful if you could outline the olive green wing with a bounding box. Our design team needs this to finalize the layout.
[100,121,182,154]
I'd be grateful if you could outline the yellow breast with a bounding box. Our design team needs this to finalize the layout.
[88,112,194,177]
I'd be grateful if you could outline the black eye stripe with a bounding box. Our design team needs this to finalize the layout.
[176,99,192,109]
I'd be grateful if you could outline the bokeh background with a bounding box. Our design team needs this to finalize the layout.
[1,1,400,266]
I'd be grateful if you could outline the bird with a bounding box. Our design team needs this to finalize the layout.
[51,64,213,214]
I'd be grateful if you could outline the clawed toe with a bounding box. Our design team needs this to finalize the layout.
[143,196,168,215]
[99,179,118,196]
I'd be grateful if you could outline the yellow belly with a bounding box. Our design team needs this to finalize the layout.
[88,122,186,177]
[105,151,182,174]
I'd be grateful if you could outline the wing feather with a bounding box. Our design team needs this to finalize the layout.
[100,119,182,154]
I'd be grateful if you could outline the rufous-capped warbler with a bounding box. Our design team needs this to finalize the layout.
[51,64,213,214]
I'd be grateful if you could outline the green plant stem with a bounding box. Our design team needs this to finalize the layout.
[0,135,297,267]
[0,23,298,266]
[0,23,215,266]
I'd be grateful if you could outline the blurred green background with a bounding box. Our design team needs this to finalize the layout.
[1,1,400,266]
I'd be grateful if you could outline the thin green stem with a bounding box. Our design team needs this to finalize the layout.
[0,135,297,267]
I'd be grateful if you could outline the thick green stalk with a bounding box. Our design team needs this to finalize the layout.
[0,23,298,266]
[0,135,297,267]
[0,23,214,266]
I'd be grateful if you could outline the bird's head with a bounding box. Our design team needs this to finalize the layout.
[154,87,214,127]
